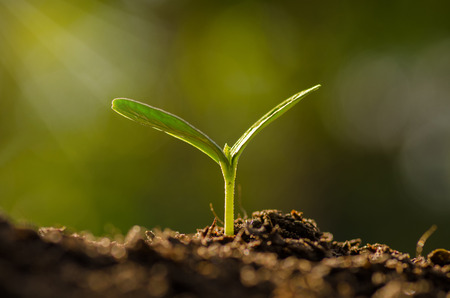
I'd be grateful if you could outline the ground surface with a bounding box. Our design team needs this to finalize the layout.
[0,210,449,297]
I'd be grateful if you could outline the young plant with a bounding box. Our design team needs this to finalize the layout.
[112,84,320,236]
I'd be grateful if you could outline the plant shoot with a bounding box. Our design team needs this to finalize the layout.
[112,85,320,236]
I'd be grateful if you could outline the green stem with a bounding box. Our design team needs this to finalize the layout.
[221,161,237,236]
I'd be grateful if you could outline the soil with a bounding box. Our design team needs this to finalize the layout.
[0,209,449,298]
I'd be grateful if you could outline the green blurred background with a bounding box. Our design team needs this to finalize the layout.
[1,1,449,255]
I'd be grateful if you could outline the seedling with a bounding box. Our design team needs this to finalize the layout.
[112,84,320,236]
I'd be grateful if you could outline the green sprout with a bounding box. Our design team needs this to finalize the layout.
[112,84,320,236]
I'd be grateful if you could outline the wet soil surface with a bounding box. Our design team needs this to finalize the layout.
[0,210,449,297]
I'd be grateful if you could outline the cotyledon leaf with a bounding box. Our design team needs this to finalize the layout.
[112,98,228,165]
[230,84,321,163]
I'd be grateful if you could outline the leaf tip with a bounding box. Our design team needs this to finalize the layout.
[111,98,133,112]
[311,84,321,91]
[111,98,122,111]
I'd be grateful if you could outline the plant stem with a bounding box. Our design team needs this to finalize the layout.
[221,161,237,236]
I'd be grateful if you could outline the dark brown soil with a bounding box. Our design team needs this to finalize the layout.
[0,210,449,297]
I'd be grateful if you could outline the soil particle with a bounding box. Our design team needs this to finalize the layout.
[0,210,449,297]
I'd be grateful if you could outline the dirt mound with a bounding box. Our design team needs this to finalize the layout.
[0,210,449,297]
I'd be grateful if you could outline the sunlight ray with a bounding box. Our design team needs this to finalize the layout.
[0,0,129,97]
